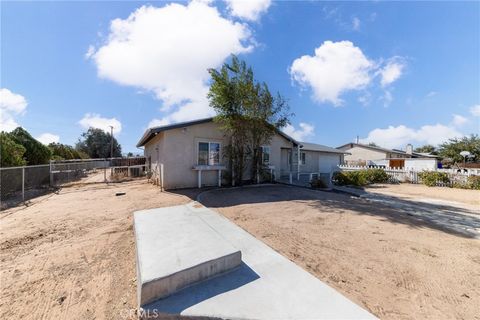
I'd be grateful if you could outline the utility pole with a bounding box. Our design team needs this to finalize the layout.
[109,125,114,160]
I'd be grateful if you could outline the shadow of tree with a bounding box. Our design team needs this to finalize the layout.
[196,185,479,239]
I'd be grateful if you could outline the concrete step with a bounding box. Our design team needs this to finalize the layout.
[134,205,242,306]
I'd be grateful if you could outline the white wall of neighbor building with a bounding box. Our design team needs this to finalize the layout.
[339,145,408,164]
[404,158,438,170]
[339,146,386,164]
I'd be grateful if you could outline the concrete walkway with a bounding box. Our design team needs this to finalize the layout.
[135,208,242,306]
[137,203,376,319]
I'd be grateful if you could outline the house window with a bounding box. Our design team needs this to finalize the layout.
[198,142,220,165]
[261,146,270,165]
[288,150,306,165]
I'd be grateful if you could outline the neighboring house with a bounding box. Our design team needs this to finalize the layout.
[137,117,346,189]
[337,142,438,170]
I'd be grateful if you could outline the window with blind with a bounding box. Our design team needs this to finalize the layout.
[198,142,221,165]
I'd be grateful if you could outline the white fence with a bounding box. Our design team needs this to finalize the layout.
[337,165,472,186]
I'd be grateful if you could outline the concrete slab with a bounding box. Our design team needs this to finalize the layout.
[140,203,376,319]
[134,207,242,306]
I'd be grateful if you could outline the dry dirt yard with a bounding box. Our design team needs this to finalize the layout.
[200,185,480,320]
[0,178,192,320]
[1,178,479,320]
[363,183,480,207]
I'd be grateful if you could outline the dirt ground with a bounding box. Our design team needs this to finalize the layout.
[364,183,480,207]
[0,177,192,320]
[200,185,480,320]
[1,177,479,320]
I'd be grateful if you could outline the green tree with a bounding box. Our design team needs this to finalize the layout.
[48,142,85,160]
[10,127,51,165]
[0,132,27,167]
[414,144,437,154]
[75,128,122,159]
[368,142,379,147]
[438,134,480,163]
[208,55,291,185]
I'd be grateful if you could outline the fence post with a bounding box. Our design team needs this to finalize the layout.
[49,160,53,186]
[22,167,25,202]
[160,163,164,191]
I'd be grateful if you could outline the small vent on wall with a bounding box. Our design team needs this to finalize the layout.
[182,127,188,133]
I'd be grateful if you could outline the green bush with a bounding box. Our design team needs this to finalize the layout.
[348,171,368,186]
[467,175,480,190]
[310,177,328,189]
[332,171,352,185]
[418,171,450,187]
[332,168,390,186]
[364,168,389,184]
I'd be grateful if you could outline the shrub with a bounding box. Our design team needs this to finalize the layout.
[332,168,389,186]
[310,177,327,189]
[332,171,351,185]
[364,168,389,184]
[467,175,480,190]
[418,171,450,187]
[348,171,368,186]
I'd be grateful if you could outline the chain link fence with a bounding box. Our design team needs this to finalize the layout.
[1,157,146,209]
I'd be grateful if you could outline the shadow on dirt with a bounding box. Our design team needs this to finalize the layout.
[193,184,479,239]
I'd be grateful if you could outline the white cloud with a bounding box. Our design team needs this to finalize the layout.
[283,122,315,141]
[85,45,95,59]
[426,91,437,98]
[79,113,122,135]
[381,90,393,107]
[225,0,271,21]
[36,133,60,145]
[148,118,170,129]
[0,88,28,132]
[379,57,405,87]
[290,41,407,106]
[452,114,468,127]
[289,41,374,106]
[360,117,463,149]
[470,104,480,117]
[89,2,253,124]
[352,17,360,31]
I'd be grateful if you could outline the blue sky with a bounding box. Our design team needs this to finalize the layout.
[1,0,479,153]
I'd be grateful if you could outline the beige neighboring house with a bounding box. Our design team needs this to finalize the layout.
[337,142,438,169]
[137,117,346,189]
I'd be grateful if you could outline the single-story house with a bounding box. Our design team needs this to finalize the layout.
[137,117,346,189]
[336,142,439,169]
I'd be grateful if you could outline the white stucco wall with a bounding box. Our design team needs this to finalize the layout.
[339,145,410,164]
[144,121,294,189]
[404,158,438,170]
[318,153,342,173]
[340,146,386,163]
